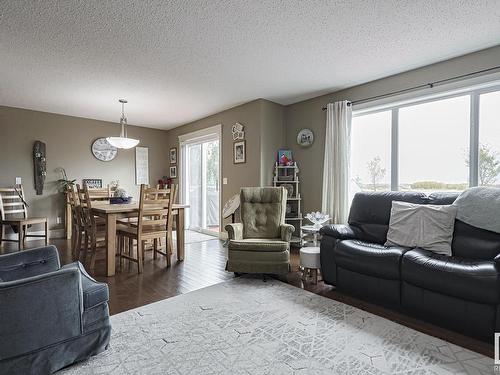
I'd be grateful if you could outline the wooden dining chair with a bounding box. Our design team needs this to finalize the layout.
[67,186,84,260]
[0,186,48,250]
[87,185,112,202]
[76,184,106,269]
[117,184,177,273]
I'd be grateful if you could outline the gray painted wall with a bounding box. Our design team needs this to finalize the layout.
[0,106,169,234]
[284,45,500,214]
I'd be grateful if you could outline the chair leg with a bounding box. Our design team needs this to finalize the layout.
[137,240,144,274]
[90,233,97,269]
[44,221,49,245]
[153,238,157,260]
[83,231,89,264]
[118,235,123,272]
[128,238,133,272]
[18,225,24,250]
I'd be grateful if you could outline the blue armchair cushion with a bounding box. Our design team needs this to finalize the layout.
[0,245,60,281]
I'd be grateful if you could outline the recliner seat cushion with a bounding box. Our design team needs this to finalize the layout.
[335,240,409,280]
[402,248,499,304]
[228,238,288,252]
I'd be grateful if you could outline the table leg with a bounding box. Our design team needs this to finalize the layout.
[106,214,117,276]
[176,209,185,261]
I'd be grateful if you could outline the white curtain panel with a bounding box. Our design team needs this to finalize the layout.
[322,101,352,224]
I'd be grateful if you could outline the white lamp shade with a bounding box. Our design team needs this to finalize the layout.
[106,136,140,149]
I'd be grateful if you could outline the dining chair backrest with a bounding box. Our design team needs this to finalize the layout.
[67,186,82,227]
[76,183,96,229]
[87,185,113,201]
[136,184,177,235]
[0,186,28,221]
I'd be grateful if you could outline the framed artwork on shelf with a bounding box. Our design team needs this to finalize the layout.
[82,179,102,188]
[278,149,293,165]
[169,147,177,164]
[169,165,177,178]
[233,140,246,164]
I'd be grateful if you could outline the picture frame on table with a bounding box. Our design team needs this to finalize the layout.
[169,165,177,178]
[169,147,177,164]
[233,140,246,164]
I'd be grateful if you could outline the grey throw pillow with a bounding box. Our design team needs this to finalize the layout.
[385,201,457,256]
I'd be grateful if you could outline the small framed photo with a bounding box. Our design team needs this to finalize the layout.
[169,147,177,164]
[169,165,177,178]
[233,140,246,164]
[82,179,102,188]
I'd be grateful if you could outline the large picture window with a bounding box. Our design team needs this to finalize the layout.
[350,86,500,197]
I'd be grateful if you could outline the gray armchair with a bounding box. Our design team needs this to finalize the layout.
[0,246,111,374]
[225,187,295,274]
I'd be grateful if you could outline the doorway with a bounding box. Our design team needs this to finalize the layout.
[180,125,221,237]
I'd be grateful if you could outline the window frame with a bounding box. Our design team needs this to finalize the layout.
[352,84,500,191]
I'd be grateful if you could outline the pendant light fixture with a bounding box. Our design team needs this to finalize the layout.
[106,99,140,149]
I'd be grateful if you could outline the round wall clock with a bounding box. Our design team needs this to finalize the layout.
[91,138,118,162]
[297,128,314,147]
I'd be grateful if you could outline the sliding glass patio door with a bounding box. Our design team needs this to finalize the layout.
[180,127,220,236]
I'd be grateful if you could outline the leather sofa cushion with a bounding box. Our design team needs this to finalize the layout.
[452,220,500,260]
[228,238,288,252]
[402,249,499,304]
[335,240,409,280]
[347,191,459,244]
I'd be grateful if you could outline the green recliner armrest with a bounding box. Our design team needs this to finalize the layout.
[280,224,295,242]
[225,223,243,240]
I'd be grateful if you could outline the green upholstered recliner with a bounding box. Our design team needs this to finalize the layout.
[225,187,295,274]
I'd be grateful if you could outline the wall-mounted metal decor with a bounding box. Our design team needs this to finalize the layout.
[33,141,46,195]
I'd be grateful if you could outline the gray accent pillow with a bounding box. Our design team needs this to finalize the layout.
[385,201,457,256]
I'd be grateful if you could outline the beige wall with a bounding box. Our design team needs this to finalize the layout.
[164,99,286,229]
[0,106,169,235]
[164,100,262,229]
[260,100,286,186]
[285,45,500,214]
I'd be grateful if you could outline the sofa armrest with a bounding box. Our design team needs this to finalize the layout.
[320,224,358,240]
[0,245,60,282]
[225,223,243,240]
[0,267,83,360]
[280,224,295,242]
[494,254,500,269]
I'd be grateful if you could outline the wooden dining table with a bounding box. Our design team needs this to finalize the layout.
[91,202,189,276]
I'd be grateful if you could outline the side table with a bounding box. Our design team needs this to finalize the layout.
[299,225,323,284]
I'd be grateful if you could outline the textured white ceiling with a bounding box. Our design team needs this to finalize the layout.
[1,1,500,129]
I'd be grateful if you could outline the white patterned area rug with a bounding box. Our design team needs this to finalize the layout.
[61,278,492,374]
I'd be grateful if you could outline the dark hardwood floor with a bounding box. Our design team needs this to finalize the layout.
[1,236,494,358]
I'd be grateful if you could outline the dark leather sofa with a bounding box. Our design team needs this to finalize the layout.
[320,191,500,342]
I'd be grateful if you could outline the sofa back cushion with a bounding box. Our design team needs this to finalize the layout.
[348,191,459,244]
[240,187,286,239]
[452,220,500,260]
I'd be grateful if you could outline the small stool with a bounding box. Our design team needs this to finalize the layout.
[299,246,321,284]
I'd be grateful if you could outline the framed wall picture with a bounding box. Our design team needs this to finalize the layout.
[82,179,102,188]
[233,140,246,164]
[169,165,177,178]
[135,146,149,185]
[169,147,177,164]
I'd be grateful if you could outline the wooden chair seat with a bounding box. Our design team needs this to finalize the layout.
[0,186,48,250]
[117,224,167,238]
[2,217,47,225]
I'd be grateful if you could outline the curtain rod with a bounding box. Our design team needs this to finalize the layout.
[321,65,500,111]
